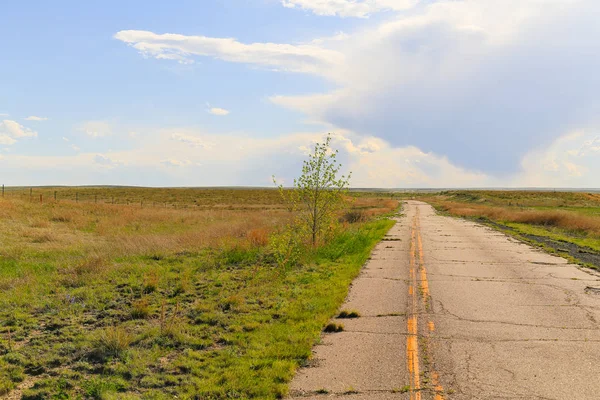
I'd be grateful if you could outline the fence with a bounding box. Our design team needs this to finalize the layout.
[0,185,204,210]
[0,185,290,211]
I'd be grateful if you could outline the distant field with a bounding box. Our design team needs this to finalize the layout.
[420,190,600,269]
[0,187,398,399]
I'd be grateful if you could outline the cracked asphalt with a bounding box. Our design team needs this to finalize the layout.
[288,201,600,400]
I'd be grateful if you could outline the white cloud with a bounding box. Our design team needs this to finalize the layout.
[114,30,344,74]
[25,116,48,121]
[571,136,600,157]
[0,135,17,145]
[62,137,70,142]
[161,159,191,167]
[78,121,113,137]
[515,130,600,187]
[3,121,599,188]
[0,120,38,146]
[281,0,416,18]
[0,113,9,117]
[170,133,210,148]
[94,154,122,168]
[71,144,81,152]
[117,1,598,178]
[269,0,600,176]
[208,107,230,116]
[0,128,490,187]
[1,120,38,138]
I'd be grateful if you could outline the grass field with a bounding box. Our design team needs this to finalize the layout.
[0,187,398,399]
[420,190,600,269]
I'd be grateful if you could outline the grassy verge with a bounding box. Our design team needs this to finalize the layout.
[0,214,394,399]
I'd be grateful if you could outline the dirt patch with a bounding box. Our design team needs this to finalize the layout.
[481,218,600,270]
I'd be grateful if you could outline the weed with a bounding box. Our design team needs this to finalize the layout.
[143,271,159,294]
[397,385,411,393]
[82,377,127,400]
[340,210,365,223]
[90,326,133,361]
[337,310,360,318]
[323,323,344,333]
[343,386,359,394]
[130,298,150,319]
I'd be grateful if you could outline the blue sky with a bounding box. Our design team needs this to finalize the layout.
[2,0,599,187]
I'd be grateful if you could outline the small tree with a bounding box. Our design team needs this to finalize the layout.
[275,133,351,247]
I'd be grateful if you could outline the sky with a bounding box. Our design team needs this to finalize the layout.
[1,0,599,188]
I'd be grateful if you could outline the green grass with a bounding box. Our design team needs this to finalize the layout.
[530,206,600,217]
[0,199,394,400]
[503,222,600,252]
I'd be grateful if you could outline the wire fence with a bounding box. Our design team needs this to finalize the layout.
[0,185,289,211]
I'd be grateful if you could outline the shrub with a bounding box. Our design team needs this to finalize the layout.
[269,224,303,269]
[340,210,364,224]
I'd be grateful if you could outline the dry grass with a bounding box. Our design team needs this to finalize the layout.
[0,199,288,257]
[434,200,600,235]
[247,228,270,247]
[0,189,399,259]
[0,189,398,297]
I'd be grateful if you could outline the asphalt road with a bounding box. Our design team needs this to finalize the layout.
[289,200,600,399]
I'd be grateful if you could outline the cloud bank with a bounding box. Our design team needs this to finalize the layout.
[115,0,600,184]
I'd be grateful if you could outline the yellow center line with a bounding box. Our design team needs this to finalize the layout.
[417,228,430,298]
[432,372,444,400]
[407,215,421,400]
[409,206,445,399]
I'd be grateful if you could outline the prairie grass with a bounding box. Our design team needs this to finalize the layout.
[423,190,600,252]
[0,187,397,399]
[436,201,600,235]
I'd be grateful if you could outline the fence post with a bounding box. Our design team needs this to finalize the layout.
[30,188,32,202]
[2,184,4,197]
[95,194,97,204]
[40,194,43,204]
[54,191,57,201]
[76,192,78,203]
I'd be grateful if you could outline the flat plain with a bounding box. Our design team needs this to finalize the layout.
[0,187,397,399]
[3,188,600,400]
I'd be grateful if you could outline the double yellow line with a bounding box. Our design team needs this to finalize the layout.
[407,207,444,400]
